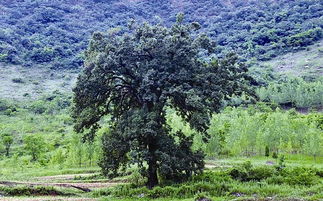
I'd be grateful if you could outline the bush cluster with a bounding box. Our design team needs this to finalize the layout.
[228,162,320,186]
[0,186,68,196]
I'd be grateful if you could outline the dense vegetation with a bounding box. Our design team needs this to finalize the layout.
[0,0,322,69]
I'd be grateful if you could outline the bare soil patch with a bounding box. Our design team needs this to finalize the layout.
[35,174,97,181]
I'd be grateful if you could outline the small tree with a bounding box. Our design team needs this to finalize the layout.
[1,134,13,157]
[24,134,46,161]
[72,15,253,188]
[304,127,322,162]
[86,141,95,167]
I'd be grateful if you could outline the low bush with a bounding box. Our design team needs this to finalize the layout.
[11,78,24,83]
[229,162,321,187]
[229,166,249,182]
[0,100,14,112]
[0,185,70,196]
[280,167,319,186]
[229,164,275,182]
[248,166,276,181]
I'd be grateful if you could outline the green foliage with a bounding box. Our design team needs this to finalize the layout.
[0,95,103,170]
[269,167,320,186]
[29,100,47,114]
[229,164,276,182]
[229,162,321,186]
[23,134,47,162]
[286,28,323,48]
[93,181,229,199]
[194,192,212,201]
[28,91,72,115]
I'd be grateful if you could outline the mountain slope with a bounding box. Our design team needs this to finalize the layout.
[0,0,322,69]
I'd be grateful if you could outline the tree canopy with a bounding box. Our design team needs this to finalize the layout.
[72,15,253,188]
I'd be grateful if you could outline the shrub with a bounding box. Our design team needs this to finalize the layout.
[128,170,147,187]
[281,167,319,186]
[229,163,275,182]
[0,100,14,112]
[229,166,249,182]
[248,166,275,181]
[11,78,24,83]
[194,192,213,201]
[29,100,47,114]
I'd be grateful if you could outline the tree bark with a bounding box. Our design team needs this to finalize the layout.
[147,143,158,189]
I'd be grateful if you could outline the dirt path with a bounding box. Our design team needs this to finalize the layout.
[0,180,123,192]
[205,163,232,169]
[35,174,97,181]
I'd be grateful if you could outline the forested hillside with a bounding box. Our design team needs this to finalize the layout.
[1,0,322,69]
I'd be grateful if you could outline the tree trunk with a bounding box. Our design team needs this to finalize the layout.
[5,146,10,157]
[145,103,161,189]
[147,157,158,189]
[147,142,158,189]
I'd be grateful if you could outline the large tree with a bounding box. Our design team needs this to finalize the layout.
[72,15,253,188]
